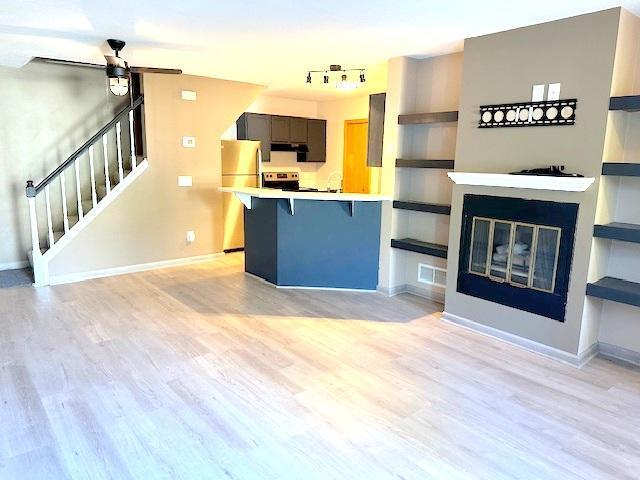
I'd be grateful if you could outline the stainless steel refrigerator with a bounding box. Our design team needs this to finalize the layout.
[221,140,261,251]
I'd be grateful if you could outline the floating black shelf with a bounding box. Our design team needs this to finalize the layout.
[586,277,640,308]
[393,201,451,215]
[594,222,640,244]
[391,238,448,258]
[395,159,455,169]
[601,163,640,177]
[398,111,458,125]
[609,95,640,112]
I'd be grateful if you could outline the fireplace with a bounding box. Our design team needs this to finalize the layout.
[457,195,578,321]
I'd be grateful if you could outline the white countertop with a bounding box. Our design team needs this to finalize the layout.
[219,186,391,202]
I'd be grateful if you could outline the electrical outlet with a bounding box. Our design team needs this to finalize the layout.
[547,83,561,101]
[186,230,196,244]
[181,90,197,101]
[178,176,192,187]
[532,84,545,102]
[182,136,196,148]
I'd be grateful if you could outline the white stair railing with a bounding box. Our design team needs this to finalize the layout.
[25,96,144,284]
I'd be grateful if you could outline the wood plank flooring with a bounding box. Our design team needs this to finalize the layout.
[0,253,639,479]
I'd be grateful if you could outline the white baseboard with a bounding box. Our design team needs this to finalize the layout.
[441,311,598,368]
[48,253,223,286]
[377,284,407,297]
[377,283,445,304]
[0,260,29,271]
[598,342,640,367]
[276,285,377,293]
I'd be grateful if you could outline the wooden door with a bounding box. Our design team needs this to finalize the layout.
[342,119,370,193]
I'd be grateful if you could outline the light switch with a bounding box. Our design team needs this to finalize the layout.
[178,176,193,187]
[548,83,561,101]
[186,230,196,244]
[181,90,197,101]
[532,84,545,102]
[182,136,196,148]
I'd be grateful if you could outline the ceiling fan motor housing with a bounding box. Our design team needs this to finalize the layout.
[107,39,126,55]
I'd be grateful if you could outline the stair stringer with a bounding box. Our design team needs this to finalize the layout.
[32,159,149,286]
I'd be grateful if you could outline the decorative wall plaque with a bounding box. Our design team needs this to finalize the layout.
[479,99,577,128]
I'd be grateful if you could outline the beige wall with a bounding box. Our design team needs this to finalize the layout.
[317,94,374,190]
[235,93,377,189]
[47,73,264,277]
[0,61,125,269]
[444,9,621,355]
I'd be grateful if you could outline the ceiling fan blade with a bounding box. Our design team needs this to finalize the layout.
[130,66,182,74]
[36,56,105,69]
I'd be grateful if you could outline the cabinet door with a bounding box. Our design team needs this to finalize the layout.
[367,93,385,167]
[289,117,308,143]
[305,119,326,163]
[271,116,290,143]
[237,113,271,162]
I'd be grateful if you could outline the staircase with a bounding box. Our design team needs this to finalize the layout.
[25,96,148,286]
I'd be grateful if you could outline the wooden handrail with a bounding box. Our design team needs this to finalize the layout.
[26,96,144,197]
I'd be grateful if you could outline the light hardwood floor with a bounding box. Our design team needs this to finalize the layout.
[1,253,639,480]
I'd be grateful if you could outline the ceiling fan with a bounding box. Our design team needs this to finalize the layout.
[36,39,182,96]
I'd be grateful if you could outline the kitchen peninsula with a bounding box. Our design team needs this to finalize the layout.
[219,187,390,290]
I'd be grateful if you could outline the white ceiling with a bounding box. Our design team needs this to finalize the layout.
[2,0,640,100]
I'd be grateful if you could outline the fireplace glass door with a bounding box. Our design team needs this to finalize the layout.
[469,217,561,293]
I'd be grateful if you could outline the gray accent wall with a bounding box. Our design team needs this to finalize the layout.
[444,9,621,355]
[0,61,126,269]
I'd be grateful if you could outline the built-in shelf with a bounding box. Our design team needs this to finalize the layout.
[396,159,455,169]
[448,172,595,192]
[601,163,640,177]
[587,276,640,308]
[393,201,451,215]
[594,222,640,244]
[609,95,640,112]
[391,238,448,258]
[398,111,459,125]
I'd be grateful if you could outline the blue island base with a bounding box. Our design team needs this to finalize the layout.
[244,198,382,290]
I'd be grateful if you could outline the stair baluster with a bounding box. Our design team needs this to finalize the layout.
[88,145,98,208]
[129,110,137,169]
[74,159,83,221]
[116,121,124,183]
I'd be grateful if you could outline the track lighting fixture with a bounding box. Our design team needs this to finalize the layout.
[306,65,366,89]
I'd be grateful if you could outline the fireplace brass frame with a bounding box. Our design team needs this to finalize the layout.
[468,216,562,293]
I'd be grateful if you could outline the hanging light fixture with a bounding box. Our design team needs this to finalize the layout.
[306,64,366,89]
[105,39,130,96]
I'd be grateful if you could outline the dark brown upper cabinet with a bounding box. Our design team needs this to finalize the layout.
[271,116,290,143]
[237,113,271,162]
[367,93,386,167]
[289,117,308,143]
[305,119,327,163]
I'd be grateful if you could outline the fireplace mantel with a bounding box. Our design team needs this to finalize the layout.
[448,172,595,192]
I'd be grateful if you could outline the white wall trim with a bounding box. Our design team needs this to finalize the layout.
[447,172,595,192]
[48,252,223,286]
[598,342,640,367]
[0,260,29,271]
[377,284,409,297]
[441,311,598,368]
